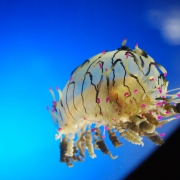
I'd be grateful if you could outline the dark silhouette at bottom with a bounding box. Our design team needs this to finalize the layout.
[126,125,180,179]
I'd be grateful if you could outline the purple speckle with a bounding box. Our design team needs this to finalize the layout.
[159,133,166,137]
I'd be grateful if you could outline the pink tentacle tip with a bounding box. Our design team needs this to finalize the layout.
[102,50,106,54]
[96,98,100,104]
[123,38,127,41]
[58,128,62,131]
[159,133,166,137]
[99,62,103,69]
[163,72,167,77]
[141,114,145,117]
[105,126,108,131]
[151,77,155,81]
[177,94,180,98]
[175,115,180,119]
[166,111,170,114]
[158,88,162,93]
[156,102,163,106]
[135,43,138,47]
[124,92,129,97]
[69,77,72,81]
[49,87,52,91]
[56,86,59,90]
[141,103,146,108]
[106,97,110,102]
[83,117,86,120]
[126,53,129,59]
[133,89,138,93]
[52,101,57,105]
[158,115,162,120]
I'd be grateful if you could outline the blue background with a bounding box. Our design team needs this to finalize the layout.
[0,0,180,179]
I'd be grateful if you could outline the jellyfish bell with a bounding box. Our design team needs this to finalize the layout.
[48,39,180,167]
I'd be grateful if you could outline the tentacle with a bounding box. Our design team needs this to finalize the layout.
[85,132,96,158]
[108,130,123,147]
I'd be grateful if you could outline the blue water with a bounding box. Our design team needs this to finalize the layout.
[0,0,180,179]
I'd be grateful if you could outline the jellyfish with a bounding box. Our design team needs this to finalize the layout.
[47,39,180,167]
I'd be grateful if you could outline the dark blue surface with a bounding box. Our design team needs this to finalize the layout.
[0,0,180,179]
